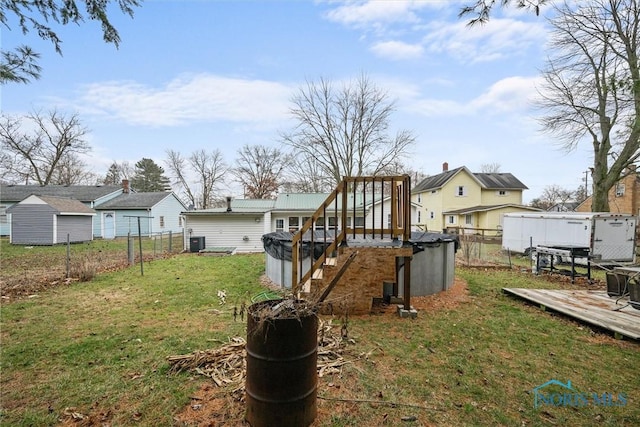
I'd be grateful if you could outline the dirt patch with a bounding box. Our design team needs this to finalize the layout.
[0,251,168,302]
[173,383,245,427]
[410,276,469,311]
[172,278,471,426]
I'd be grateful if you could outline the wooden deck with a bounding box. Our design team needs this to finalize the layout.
[503,288,640,340]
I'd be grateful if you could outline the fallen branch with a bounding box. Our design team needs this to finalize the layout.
[167,319,354,390]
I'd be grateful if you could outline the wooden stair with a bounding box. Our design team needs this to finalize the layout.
[291,175,414,313]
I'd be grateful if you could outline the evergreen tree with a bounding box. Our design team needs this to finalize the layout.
[1,0,141,84]
[103,162,121,185]
[131,158,171,192]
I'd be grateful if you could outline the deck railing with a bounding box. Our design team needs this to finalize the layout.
[291,175,412,294]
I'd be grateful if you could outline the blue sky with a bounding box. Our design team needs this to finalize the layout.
[1,0,593,202]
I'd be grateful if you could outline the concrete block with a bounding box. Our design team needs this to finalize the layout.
[396,304,418,319]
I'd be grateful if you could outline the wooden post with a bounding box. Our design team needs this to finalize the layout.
[403,255,411,310]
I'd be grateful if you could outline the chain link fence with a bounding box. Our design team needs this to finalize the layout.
[449,227,535,269]
[1,230,187,299]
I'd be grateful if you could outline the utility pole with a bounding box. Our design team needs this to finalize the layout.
[584,169,589,198]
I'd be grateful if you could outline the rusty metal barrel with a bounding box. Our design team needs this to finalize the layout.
[245,299,318,427]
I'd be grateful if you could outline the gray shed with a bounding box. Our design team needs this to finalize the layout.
[7,195,96,245]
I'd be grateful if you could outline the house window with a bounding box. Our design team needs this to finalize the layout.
[159,216,165,228]
[327,216,337,230]
[616,184,625,197]
[431,190,437,194]
[276,219,284,232]
[315,217,324,230]
[456,186,466,196]
[387,213,392,229]
[347,216,364,227]
[465,214,472,225]
[288,216,299,232]
[497,190,508,196]
[448,215,455,224]
[417,194,421,203]
[417,211,421,223]
[302,217,310,228]
[178,216,183,227]
[0,205,6,224]
[430,211,435,219]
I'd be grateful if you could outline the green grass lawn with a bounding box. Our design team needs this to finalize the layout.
[1,250,638,426]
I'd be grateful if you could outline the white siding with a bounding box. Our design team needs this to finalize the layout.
[186,215,266,252]
[150,195,185,234]
[365,200,420,231]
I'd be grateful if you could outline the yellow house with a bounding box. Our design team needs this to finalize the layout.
[412,163,539,233]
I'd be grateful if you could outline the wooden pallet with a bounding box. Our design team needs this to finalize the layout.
[503,288,640,340]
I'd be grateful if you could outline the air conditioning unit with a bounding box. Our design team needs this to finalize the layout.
[190,236,205,253]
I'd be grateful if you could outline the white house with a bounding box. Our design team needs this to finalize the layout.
[182,193,420,253]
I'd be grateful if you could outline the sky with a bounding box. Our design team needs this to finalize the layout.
[0,0,594,203]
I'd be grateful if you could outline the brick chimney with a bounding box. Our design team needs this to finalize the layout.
[122,179,130,194]
[442,162,449,172]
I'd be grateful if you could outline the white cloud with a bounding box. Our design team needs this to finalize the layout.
[470,76,541,113]
[370,40,424,60]
[324,0,432,29]
[75,74,293,127]
[323,3,547,65]
[423,18,548,64]
[406,75,541,117]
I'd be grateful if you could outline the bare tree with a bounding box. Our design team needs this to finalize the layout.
[281,74,416,188]
[232,145,291,199]
[530,184,573,210]
[537,0,640,211]
[480,162,502,173]
[1,0,141,83]
[459,0,550,25]
[0,109,91,185]
[166,149,228,209]
[573,184,588,205]
[50,153,97,185]
[103,161,134,185]
[281,152,334,194]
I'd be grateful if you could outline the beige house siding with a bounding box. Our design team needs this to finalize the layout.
[413,165,530,233]
[576,171,640,216]
[481,189,522,205]
[413,189,445,231]
[442,172,483,210]
[479,206,529,230]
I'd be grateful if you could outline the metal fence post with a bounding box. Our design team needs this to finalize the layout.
[66,234,70,278]
[127,232,134,265]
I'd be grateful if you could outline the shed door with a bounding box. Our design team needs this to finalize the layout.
[103,212,115,239]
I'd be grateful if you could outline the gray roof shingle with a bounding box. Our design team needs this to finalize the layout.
[412,167,528,192]
[7,195,96,214]
[412,167,466,192]
[95,192,172,209]
[474,173,528,190]
[0,184,122,203]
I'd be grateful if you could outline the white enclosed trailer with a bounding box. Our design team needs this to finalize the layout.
[501,212,637,263]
